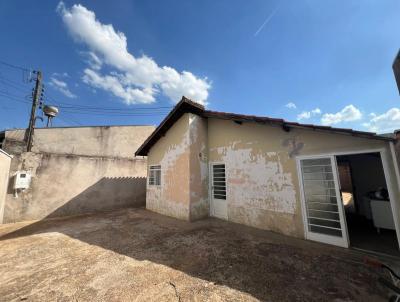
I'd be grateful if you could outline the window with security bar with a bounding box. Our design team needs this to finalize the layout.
[212,164,226,200]
[149,165,161,186]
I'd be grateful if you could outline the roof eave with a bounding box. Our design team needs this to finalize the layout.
[135,97,204,156]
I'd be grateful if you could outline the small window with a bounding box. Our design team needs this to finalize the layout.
[149,165,161,186]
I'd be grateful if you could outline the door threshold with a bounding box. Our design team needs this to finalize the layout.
[351,247,400,261]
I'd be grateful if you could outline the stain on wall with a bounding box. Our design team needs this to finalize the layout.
[147,114,191,220]
[3,152,147,223]
[1,125,154,223]
[188,114,209,220]
[146,113,398,240]
[208,118,395,238]
[3,126,155,158]
[146,113,209,221]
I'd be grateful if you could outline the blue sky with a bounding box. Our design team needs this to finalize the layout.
[0,1,399,133]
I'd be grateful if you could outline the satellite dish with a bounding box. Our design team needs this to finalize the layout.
[43,105,59,127]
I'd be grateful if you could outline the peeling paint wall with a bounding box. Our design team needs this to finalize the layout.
[208,119,302,237]
[146,113,399,240]
[146,113,209,221]
[188,114,209,220]
[147,114,191,220]
[208,118,395,238]
[0,150,11,223]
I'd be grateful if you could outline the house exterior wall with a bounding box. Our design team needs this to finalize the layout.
[146,113,209,221]
[146,113,400,240]
[0,150,11,223]
[207,118,396,238]
[146,114,191,220]
[1,125,155,223]
[188,114,209,220]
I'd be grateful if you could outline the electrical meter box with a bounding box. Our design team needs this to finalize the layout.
[13,171,31,190]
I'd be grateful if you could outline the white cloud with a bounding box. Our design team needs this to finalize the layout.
[363,108,400,133]
[82,69,155,104]
[321,105,362,125]
[57,2,211,105]
[297,107,321,120]
[49,75,76,98]
[285,102,296,109]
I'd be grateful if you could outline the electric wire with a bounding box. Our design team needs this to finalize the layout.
[0,59,31,72]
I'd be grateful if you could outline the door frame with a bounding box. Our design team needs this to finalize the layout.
[296,147,400,250]
[209,162,228,220]
[296,155,349,248]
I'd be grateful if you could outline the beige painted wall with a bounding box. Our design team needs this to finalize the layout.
[3,152,147,223]
[146,113,400,241]
[0,150,11,223]
[1,125,155,223]
[147,114,191,220]
[188,114,209,220]
[208,118,399,238]
[146,113,209,221]
[3,126,155,158]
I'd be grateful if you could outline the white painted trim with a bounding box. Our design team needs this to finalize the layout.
[296,148,386,159]
[148,164,162,186]
[381,145,400,249]
[297,155,349,247]
[0,148,12,158]
[296,158,309,239]
[296,146,400,251]
[389,143,400,185]
[209,162,228,220]
[333,156,350,247]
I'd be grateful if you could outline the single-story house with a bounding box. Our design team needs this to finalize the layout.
[136,97,400,254]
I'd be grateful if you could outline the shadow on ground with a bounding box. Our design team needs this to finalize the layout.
[0,206,389,301]
[4,176,146,221]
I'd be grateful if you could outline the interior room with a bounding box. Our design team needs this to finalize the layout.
[336,152,399,256]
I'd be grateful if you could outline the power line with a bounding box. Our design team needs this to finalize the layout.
[0,59,31,72]
[43,93,173,111]
[0,91,31,105]
[58,109,170,117]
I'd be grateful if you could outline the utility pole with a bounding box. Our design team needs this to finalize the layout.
[25,70,43,152]
[394,49,400,95]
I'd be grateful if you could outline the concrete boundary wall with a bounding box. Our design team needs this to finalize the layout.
[3,152,147,223]
[0,149,12,224]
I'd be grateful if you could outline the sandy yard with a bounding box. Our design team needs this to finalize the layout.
[0,208,391,301]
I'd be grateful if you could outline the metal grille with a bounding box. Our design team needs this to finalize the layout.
[301,158,342,237]
[149,165,161,186]
[212,164,226,200]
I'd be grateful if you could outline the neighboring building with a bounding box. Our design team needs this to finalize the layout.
[0,149,12,224]
[136,97,400,255]
[0,125,155,223]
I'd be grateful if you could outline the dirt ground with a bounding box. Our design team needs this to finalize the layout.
[0,208,392,301]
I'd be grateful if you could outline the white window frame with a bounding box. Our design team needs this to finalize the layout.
[148,165,161,186]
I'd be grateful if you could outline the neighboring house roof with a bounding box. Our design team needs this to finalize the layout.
[135,96,394,156]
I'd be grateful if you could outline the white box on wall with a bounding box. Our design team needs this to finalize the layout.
[13,171,31,190]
